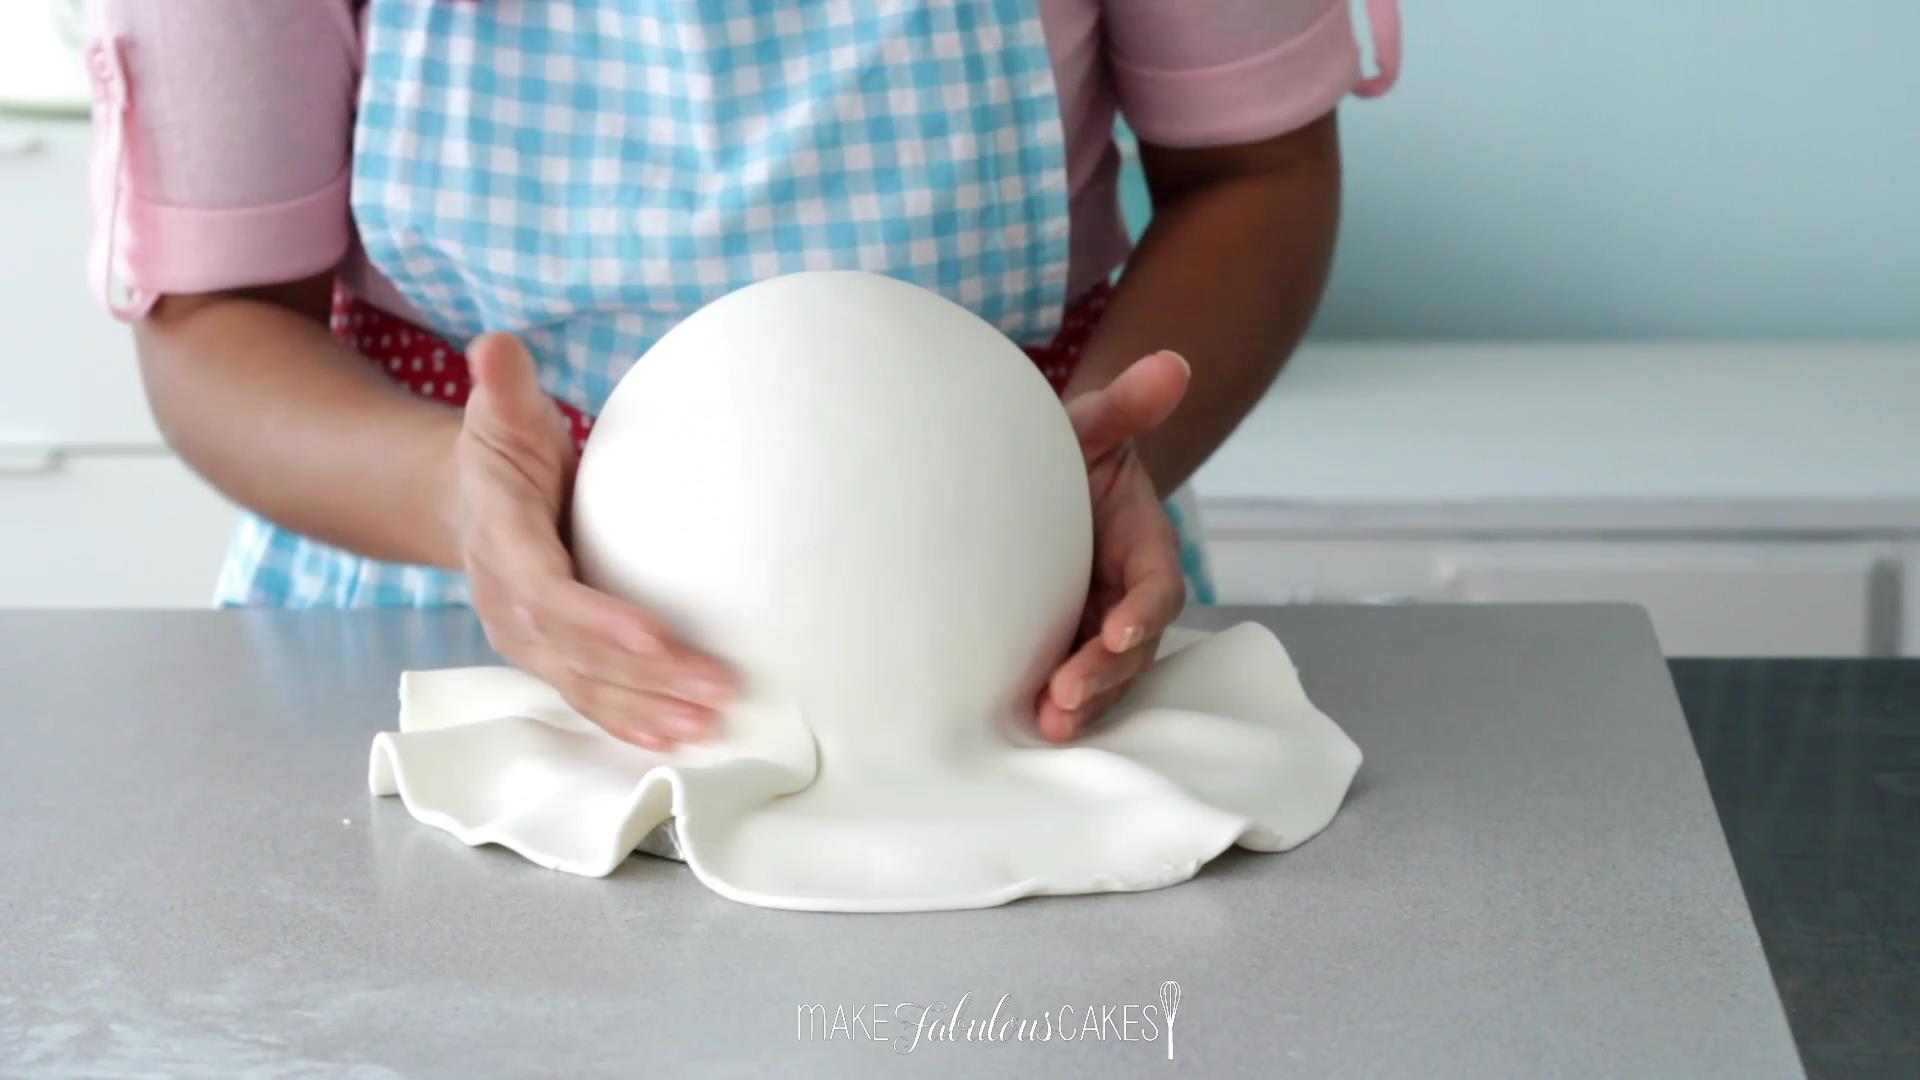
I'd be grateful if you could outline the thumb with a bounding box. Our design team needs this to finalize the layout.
[1066,349,1190,464]
[466,332,565,445]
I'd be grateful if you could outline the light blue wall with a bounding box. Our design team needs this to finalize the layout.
[1121,2,1920,341]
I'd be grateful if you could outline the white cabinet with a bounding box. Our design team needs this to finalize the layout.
[1193,342,1920,657]
[1904,545,1920,655]
[1441,543,1888,657]
[1,112,236,607]
[1,452,233,607]
[1204,534,1892,656]
[0,116,165,447]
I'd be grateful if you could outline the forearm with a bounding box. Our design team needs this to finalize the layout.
[1066,112,1342,494]
[134,276,464,568]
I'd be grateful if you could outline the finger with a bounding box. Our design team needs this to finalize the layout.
[557,671,718,748]
[467,332,570,449]
[535,579,737,704]
[1037,679,1132,744]
[1045,637,1110,714]
[552,628,737,712]
[1046,630,1154,715]
[604,715,675,752]
[605,719,672,753]
[1036,696,1079,743]
[1064,350,1190,463]
[1100,536,1186,653]
[589,687,720,744]
[518,649,672,750]
[532,577,667,657]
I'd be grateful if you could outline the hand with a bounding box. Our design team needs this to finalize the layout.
[451,333,736,750]
[1037,350,1191,742]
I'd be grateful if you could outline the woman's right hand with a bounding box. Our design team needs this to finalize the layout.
[449,332,736,749]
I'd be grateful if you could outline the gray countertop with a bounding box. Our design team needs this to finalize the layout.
[0,605,1801,1078]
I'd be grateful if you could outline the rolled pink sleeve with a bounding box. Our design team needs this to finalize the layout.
[85,0,361,318]
[1105,0,1400,149]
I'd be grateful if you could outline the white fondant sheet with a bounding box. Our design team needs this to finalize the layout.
[368,623,1362,912]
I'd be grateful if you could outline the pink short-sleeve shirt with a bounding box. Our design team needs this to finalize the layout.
[86,0,1397,321]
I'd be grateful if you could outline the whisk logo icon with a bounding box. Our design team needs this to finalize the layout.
[1158,980,1181,1060]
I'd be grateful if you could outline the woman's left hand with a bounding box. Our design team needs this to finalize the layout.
[1038,349,1192,742]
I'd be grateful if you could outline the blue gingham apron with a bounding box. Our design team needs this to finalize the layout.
[215,0,1216,607]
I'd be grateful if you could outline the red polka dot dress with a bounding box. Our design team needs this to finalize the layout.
[331,282,1113,456]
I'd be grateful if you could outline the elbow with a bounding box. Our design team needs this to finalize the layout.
[130,312,208,462]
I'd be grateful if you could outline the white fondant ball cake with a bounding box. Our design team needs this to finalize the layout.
[369,270,1362,913]
[572,270,1092,761]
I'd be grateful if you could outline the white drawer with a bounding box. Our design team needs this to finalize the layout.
[1902,543,1920,659]
[1206,535,1456,606]
[0,115,159,447]
[1443,542,1886,657]
[0,451,235,606]
[1205,534,1894,657]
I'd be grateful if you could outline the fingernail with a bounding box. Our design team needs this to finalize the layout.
[677,675,732,708]
[663,708,710,740]
[618,626,663,656]
[1053,678,1083,711]
[1162,350,1190,374]
[1115,623,1143,652]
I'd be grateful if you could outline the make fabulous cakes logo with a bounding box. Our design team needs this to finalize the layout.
[796,980,1185,1059]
